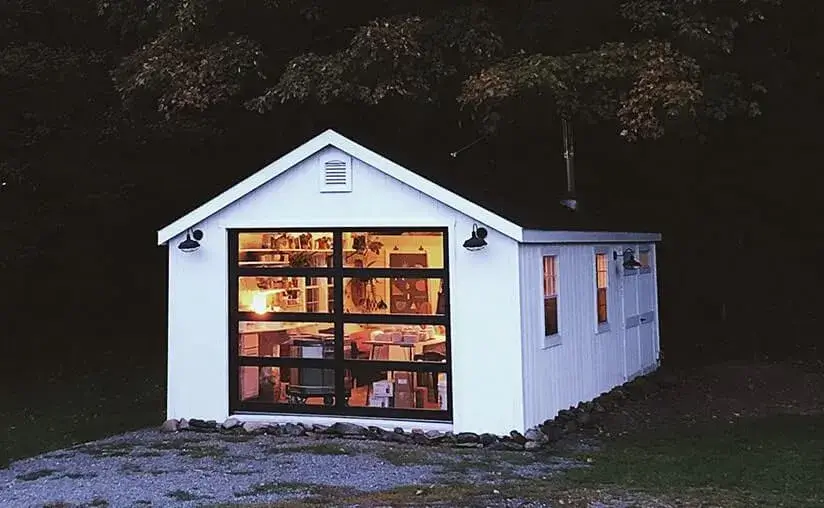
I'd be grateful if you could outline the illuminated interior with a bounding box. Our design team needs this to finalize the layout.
[232,229,450,417]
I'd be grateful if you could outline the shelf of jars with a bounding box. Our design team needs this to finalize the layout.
[238,232,337,268]
[238,231,434,269]
[241,276,335,315]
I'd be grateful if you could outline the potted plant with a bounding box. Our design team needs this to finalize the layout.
[345,234,387,313]
[289,251,315,286]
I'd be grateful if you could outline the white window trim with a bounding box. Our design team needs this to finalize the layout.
[541,247,561,349]
[594,247,610,334]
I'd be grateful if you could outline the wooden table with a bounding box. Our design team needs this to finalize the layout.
[414,335,446,355]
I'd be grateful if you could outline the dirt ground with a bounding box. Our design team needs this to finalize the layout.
[594,359,824,437]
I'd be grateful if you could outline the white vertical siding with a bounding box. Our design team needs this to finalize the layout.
[167,146,524,434]
[167,230,230,421]
[519,242,660,429]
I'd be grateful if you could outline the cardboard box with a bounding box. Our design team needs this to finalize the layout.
[400,333,418,345]
[393,372,413,392]
[368,395,391,408]
[394,391,414,409]
[372,380,393,397]
[414,387,427,408]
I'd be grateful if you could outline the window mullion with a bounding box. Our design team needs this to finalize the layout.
[332,231,345,408]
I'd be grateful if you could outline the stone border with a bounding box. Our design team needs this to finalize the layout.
[160,370,677,451]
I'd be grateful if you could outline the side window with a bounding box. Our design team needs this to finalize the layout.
[595,252,609,327]
[543,256,558,337]
[639,248,651,274]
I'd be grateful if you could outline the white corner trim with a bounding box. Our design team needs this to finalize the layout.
[522,230,662,244]
[157,129,524,245]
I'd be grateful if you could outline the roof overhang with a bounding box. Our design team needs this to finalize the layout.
[157,129,524,245]
[521,230,662,244]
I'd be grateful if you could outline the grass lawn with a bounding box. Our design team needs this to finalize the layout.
[561,413,824,506]
[0,360,165,468]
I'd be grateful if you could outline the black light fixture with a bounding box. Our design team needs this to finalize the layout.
[463,224,488,251]
[614,248,642,270]
[178,229,204,252]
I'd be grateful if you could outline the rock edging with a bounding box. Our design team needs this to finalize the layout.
[159,370,677,451]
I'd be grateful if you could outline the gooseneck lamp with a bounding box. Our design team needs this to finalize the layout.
[178,229,204,252]
[463,224,488,251]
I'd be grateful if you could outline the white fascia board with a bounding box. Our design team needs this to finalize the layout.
[157,129,524,245]
[521,229,662,244]
[157,134,331,245]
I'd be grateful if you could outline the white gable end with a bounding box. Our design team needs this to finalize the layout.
[189,146,498,233]
[157,130,523,245]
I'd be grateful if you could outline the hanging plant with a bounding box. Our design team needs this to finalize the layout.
[348,234,383,259]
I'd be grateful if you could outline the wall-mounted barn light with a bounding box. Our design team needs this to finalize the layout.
[613,248,642,270]
[178,229,204,253]
[463,224,488,251]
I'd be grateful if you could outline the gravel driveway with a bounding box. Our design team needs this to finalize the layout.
[0,429,579,507]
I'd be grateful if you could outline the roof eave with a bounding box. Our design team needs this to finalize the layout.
[521,230,662,244]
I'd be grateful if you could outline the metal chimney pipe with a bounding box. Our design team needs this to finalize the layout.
[560,118,578,211]
[562,118,575,196]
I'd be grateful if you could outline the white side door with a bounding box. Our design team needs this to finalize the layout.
[620,245,642,379]
[637,246,657,370]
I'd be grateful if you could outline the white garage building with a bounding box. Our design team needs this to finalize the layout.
[157,129,662,435]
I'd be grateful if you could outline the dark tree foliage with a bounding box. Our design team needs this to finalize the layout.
[104,0,781,140]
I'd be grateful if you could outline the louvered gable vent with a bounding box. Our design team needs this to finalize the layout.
[320,157,352,192]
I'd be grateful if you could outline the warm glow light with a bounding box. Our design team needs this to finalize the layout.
[252,293,268,314]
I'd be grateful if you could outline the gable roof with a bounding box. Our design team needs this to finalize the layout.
[157,129,661,245]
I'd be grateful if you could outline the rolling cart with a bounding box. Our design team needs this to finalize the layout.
[286,336,351,406]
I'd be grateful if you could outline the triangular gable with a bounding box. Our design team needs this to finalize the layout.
[157,129,524,245]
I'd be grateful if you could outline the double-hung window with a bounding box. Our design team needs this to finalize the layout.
[595,251,609,331]
[542,254,560,347]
